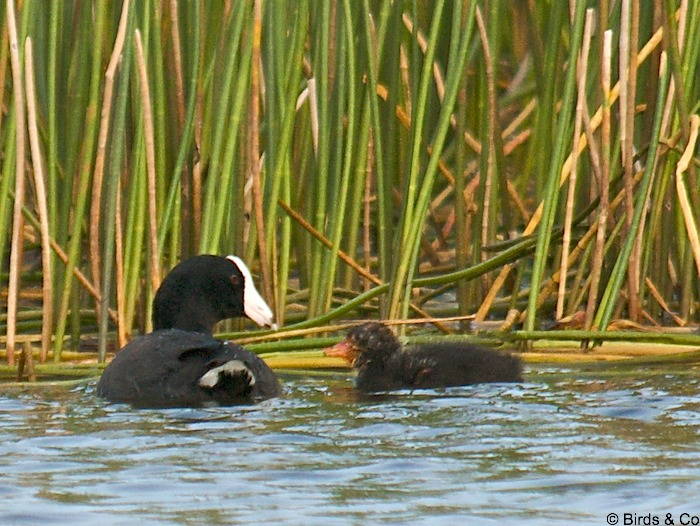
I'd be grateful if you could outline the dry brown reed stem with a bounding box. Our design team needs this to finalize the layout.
[169,0,193,252]
[428,117,532,230]
[502,98,536,139]
[0,25,9,134]
[645,278,685,326]
[619,0,632,214]
[276,198,381,284]
[277,200,451,333]
[114,179,126,347]
[620,0,645,321]
[400,88,532,242]
[45,233,117,323]
[618,0,641,321]
[659,81,677,152]
[475,5,498,262]
[395,80,532,212]
[17,341,36,382]
[663,2,698,289]
[662,0,691,140]
[473,267,507,321]
[235,323,356,344]
[585,30,613,330]
[169,0,185,131]
[475,17,670,322]
[503,129,532,156]
[661,0,688,171]
[10,188,115,322]
[89,0,131,300]
[398,43,411,121]
[402,11,489,145]
[521,168,646,323]
[249,0,274,316]
[506,181,531,223]
[363,139,374,291]
[192,85,204,250]
[306,78,319,153]
[134,30,161,294]
[236,315,475,345]
[668,0,699,228]
[557,8,595,321]
[401,13,445,102]
[675,115,700,277]
[657,4,688,146]
[5,0,26,366]
[580,94,603,186]
[463,130,482,154]
[499,308,521,331]
[24,37,53,362]
[418,111,534,245]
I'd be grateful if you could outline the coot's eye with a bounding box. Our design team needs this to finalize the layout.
[230,275,241,286]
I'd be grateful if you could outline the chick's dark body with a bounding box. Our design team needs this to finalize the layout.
[356,341,523,392]
[327,323,523,393]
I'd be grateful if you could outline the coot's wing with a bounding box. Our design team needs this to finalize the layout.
[220,341,282,399]
[96,329,223,406]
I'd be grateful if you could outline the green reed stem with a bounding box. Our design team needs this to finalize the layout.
[53,0,109,361]
[524,0,587,332]
[593,53,671,331]
[158,3,200,252]
[98,15,133,363]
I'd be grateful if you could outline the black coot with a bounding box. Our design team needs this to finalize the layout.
[324,322,523,392]
[97,255,281,407]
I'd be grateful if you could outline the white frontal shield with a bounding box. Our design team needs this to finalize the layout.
[226,255,275,328]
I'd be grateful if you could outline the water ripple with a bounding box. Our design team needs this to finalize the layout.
[1,365,700,524]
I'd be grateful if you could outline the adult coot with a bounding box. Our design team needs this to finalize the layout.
[324,322,523,392]
[97,255,281,408]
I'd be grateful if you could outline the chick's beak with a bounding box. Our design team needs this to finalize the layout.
[323,339,359,365]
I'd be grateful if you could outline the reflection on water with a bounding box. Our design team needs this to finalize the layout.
[1,365,700,525]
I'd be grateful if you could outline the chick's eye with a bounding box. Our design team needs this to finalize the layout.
[230,275,241,286]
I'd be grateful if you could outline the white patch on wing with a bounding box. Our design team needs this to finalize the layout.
[226,255,276,328]
[198,360,256,388]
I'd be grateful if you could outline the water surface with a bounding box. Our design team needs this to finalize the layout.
[2,365,700,525]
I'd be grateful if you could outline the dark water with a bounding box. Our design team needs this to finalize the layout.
[2,365,700,525]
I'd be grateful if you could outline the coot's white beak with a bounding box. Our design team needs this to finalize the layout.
[226,255,277,329]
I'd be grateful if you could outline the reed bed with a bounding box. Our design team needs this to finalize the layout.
[0,0,698,370]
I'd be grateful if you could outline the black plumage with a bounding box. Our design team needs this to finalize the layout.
[97,330,280,408]
[325,322,523,392]
[96,255,280,408]
[153,255,257,333]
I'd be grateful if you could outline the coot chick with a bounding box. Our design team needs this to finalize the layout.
[97,255,281,408]
[324,322,523,392]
